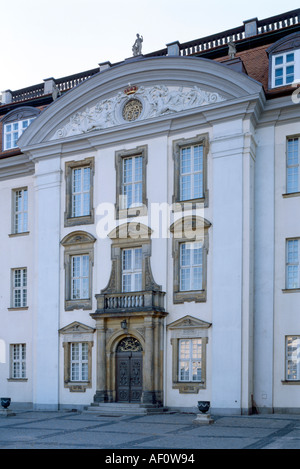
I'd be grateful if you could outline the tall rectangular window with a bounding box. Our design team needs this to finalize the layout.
[286,336,300,381]
[180,145,203,201]
[13,188,28,234]
[286,239,300,289]
[122,156,143,209]
[70,342,89,381]
[72,166,91,217]
[179,339,202,382]
[180,242,203,291]
[122,247,142,292]
[11,344,26,379]
[4,119,35,151]
[71,255,89,300]
[287,138,299,194]
[12,268,27,308]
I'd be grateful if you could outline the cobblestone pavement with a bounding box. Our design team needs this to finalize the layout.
[0,410,300,451]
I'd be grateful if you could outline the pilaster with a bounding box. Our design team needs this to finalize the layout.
[32,155,62,410]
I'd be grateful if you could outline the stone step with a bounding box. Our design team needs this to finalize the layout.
[84,402,168,416]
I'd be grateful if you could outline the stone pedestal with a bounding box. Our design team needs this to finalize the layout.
[0,409,16,418]
[193,413,214,425]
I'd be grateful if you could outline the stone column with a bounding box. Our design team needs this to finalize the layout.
[93,318,108,402]
[142,316,155,404]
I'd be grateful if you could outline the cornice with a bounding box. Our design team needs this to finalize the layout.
[0,153,34,181]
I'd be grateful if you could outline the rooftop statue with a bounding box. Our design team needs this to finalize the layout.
[132,34,143,56]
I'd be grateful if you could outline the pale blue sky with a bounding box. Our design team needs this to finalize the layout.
[1,0,300,92]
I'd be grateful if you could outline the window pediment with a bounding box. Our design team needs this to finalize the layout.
[168,315,211,331]
[267,32,300,55]
[61,231,96,247]
[108,222,152,242]
[59,321,95,335]
[1,107,40,124]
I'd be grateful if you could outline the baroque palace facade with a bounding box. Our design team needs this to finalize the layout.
[0,9,300,414]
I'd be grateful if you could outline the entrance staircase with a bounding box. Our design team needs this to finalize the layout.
[84,402,168,417]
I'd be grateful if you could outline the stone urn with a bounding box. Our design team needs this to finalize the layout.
[1,398,11,409]
[197,400,210,414]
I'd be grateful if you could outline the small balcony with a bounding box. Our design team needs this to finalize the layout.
[95,290,165,314]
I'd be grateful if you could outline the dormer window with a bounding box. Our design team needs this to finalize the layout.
[4,118,35,150]
[273,52,295,87]
[1,107,40,151]
[267,33,300,89]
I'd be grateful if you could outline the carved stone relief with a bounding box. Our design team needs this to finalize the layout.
[53,85,226,139]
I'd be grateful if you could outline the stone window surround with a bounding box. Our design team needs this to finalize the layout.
[61,231,96,311]
[115,145,148,220]
[283,134,299,197]
[100,222,161,295]
[172,133,209,210]
[168,315,211,394]
[170,215,210,304]
[64,157,95,227]
[59,322,95,392]
[10,186,28,236]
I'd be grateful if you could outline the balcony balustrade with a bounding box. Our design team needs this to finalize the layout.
[95,290,165,314]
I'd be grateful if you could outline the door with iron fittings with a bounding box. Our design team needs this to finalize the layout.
[116,338,143,403]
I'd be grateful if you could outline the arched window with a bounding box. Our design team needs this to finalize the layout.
[267,32,300,89]
[1,107,40,151]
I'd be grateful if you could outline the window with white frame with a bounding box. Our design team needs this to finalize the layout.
[180,145,204,201]
[4,118,35,151]
[12,268,27,308]
[273,51,296,87]
[286,336,300,381]
[286,239,300,289]
[267,33,300,89]
[13,188,28,234]
[70,342,89,381]
[180,241,203,291]
[72,166,91,218]
[287,137,299,194]
[122,247,142,292]
[179,338,202,382]
[11,344,26,379]
[121,156,143,209]
[71,255,89,300]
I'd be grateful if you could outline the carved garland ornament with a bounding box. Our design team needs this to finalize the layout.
[53,85,226,139]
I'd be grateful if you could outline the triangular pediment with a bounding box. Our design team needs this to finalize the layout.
[167,315,211,330]
[59,321,95,335]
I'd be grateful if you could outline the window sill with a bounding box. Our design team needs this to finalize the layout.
[65,299,92,311]
[282,192,300,198]
[173,381,206,393]
[64,213,94,227]
[8,231,30,238]
[117,204,148,220]
[65,381,91,392]
[8,307,29,311]
[173,290,206,304]
[7,378,28,382]
[282,288,300,293]
[173,197,207,212]
[281,380,300,385]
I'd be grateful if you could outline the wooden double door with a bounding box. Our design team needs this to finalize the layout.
[116,350,143,403]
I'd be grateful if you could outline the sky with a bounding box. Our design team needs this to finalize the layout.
[1,0,300,92]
